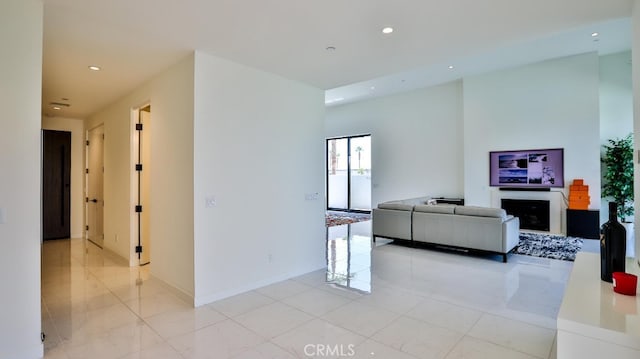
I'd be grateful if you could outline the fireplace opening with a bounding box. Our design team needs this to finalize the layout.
[501,199,550,231]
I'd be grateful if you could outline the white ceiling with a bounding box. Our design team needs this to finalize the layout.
[42,0,634,118]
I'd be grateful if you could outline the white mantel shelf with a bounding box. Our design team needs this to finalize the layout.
[557,252,640,358]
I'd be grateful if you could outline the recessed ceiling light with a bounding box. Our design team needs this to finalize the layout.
[591,32,599,37]
[370,86,376,90]
[382,27,394,34]
[326,46,336,51]
[448,65,455,69]
[52,106,61,110]
[88,65,101,71]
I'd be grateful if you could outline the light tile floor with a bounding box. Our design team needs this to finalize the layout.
[42,220,579,359]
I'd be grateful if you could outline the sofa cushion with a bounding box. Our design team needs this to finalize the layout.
[398,197,431,206]
[378,202,414,211]
[414,204,456,214]
[455,205,507,219]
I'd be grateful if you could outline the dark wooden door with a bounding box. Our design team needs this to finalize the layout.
[43,130,71,240]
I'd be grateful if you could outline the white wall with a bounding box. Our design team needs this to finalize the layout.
[600,51,633,223]
[633,0,640,261]
[325,81,464,206]
[463,53,601,227]
[42,117,85,238]
[0,0,43,357]
[600,51,633,145]
[86,54,195,299]
[85,105,131,262]
[193,51,326,305]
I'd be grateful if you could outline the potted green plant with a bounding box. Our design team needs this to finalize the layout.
[602,133,634,222]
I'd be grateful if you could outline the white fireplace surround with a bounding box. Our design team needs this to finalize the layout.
[490,189,567,235]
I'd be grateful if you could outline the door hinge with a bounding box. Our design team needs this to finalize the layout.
[86,140,90,146]
[86,225,89,231]
[135,205,142,213]
[135,164,143,171]
[85,197,89,203]
[85,168,89,174]
[136,123,143,131]
[135,245,143,253]
[41,332,45,343]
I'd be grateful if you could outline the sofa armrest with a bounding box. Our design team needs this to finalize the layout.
[372,208,413,240]
[502,216,520,253]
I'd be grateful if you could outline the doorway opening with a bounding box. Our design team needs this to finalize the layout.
[326,135,372,213]
[132,105,151,266]
[42,130,71,240]
[85,125,104,248]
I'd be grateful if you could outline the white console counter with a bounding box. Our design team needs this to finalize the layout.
[557,252,640,358]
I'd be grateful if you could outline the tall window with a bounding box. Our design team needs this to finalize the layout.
[326,135,371,212]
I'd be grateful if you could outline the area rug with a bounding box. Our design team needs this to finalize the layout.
[326,212,371,227]
[510,232,584,261]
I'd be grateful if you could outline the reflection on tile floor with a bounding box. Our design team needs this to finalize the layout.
[42,220,572,358]
[326,221,378,293]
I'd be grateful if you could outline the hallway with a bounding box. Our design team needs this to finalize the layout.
[42,239,187,358]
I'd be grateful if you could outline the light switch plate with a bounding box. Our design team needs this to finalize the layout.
[205,196,216,208]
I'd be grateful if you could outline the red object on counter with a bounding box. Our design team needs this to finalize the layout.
[612,272,638,296]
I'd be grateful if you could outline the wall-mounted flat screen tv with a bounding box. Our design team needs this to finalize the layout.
[489,148,564,188]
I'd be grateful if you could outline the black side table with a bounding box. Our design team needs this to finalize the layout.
[434,197,464,205]
[566,209,600,239]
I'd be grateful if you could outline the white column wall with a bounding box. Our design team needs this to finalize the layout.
[600,51,633,144]
[0,0,44,357]
[600,51,633,224]
[193,51,326,305]
[632,0,640,262]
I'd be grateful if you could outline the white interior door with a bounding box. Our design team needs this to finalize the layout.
[140,109,151,265]
[87,125,104,248]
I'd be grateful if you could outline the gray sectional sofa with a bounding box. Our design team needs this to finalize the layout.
[371,197,430,241]
[372,197,520,262]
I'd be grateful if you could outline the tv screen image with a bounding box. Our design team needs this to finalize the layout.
[489,148,564,188]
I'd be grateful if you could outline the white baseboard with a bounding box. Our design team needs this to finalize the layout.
[101,245,129,266]
[193,264,325,307]
[150,274,195,306]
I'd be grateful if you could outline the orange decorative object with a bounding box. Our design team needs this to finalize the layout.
[568,179,590,209]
